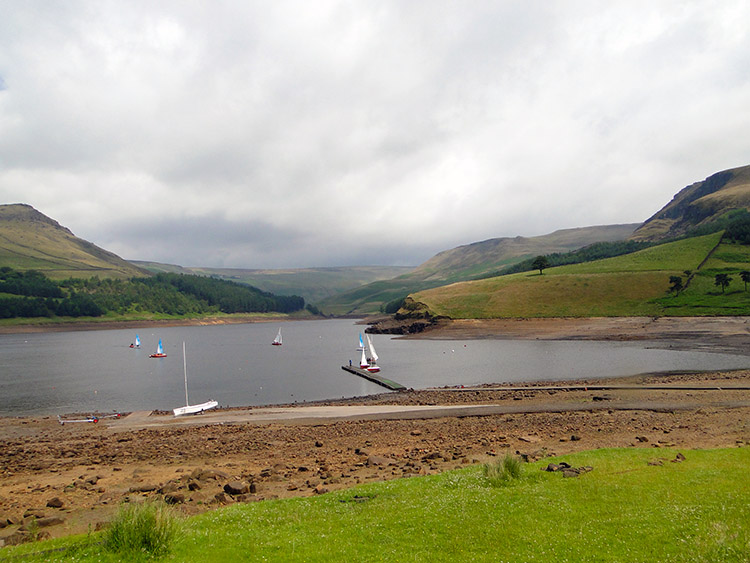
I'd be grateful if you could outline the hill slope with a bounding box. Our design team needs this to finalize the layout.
[409,232,727,319]
[319,224,639,315]
[632,164,750,241]
[131,262,413,305]
[0,204,149,279]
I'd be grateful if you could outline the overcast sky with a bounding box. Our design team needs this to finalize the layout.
[1,1,749,268]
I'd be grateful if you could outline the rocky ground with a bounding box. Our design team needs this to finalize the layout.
[1,316,750,546]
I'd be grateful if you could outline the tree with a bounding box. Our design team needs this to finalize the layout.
[740,271,750,292]
[668,275,683,294]
[714,273,732,293]
[531,255,549,275]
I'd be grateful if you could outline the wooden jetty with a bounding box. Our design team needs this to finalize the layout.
[341,365,407,391]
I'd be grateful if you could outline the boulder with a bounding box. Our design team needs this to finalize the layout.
[34,517,65,529]
[223,481,250,496]
[159,482,180,494]
[128,484,158,493]
[367,455,394,467]
[192,468,228,481]
[164,493,185,505]
[3,530,31,546]
[46,497,64,509]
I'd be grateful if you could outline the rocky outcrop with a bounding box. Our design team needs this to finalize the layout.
[366,298,448,335]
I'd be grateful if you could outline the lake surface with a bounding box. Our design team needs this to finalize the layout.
[1,318,748,416]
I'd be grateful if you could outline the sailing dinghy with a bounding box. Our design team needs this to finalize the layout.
[130,334,141,348]
[149,339,167,358]
[272,328,283,346]
[173,342,218,416]
[365,334,380,373]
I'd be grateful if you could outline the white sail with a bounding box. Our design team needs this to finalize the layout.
[360,345,369,368]
[135,334,141,348]
[273,328,282,345]
[367,334,379,363]
[358,333,364,350]
[156,339,163,355]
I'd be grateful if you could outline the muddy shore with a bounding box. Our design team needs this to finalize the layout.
[1,316,749,545]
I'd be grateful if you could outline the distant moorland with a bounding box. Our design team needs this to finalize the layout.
[3,164,750,323]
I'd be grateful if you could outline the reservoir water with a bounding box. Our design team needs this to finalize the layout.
[1,318,748,417]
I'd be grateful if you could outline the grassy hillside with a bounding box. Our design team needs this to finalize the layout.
[412,232,729,318]
[0,204,148,279]
[132,262,413,305]
[319,224,639,315]
[632,164,750,241]
[6,448,749,562]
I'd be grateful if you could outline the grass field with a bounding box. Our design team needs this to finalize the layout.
[412,232,750,318]
[4,447,748,562]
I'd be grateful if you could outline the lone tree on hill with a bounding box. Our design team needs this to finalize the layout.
[740,270,750,291]
[531,255,549,275]
[668,275,683,294]
[714,273,732,293]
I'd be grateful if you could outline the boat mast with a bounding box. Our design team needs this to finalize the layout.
[183,341,189,407]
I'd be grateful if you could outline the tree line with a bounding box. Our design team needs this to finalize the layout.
[0,268,305,319]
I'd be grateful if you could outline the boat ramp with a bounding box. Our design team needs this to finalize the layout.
[341,365,406,391]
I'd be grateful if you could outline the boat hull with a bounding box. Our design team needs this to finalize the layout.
[149,353,167,358]
[173,400,218,416]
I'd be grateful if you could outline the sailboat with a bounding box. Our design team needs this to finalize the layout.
[130,334,141,349]
[173,342,218,416]
[149,339,167,358]
[272,328,283,346]
[365,334,380,373]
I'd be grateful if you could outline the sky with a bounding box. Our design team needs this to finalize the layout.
[1,1,749,269]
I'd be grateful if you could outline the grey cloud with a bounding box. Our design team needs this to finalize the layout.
[1,1,749,268]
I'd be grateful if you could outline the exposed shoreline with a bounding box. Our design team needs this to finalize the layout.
[0,314,296,335]
[1,315,749,546]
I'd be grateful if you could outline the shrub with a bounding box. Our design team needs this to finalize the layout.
[104,501,181,557]
[483,454,523,486]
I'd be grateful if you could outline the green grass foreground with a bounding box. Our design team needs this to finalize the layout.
[4,447,749,562]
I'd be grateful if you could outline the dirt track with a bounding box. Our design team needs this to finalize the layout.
[1,316,750,545]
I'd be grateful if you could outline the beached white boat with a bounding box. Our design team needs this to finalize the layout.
[173,342,218,416]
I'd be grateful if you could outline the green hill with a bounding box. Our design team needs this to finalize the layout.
[410,232,743,318]
[632,164,750,241]
[0,204,149,279]
[131,262,413,305]
[318,224,639,315]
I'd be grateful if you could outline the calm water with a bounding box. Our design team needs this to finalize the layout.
[1,318,748,416]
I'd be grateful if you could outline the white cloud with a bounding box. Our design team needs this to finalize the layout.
[1,0,749,268]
